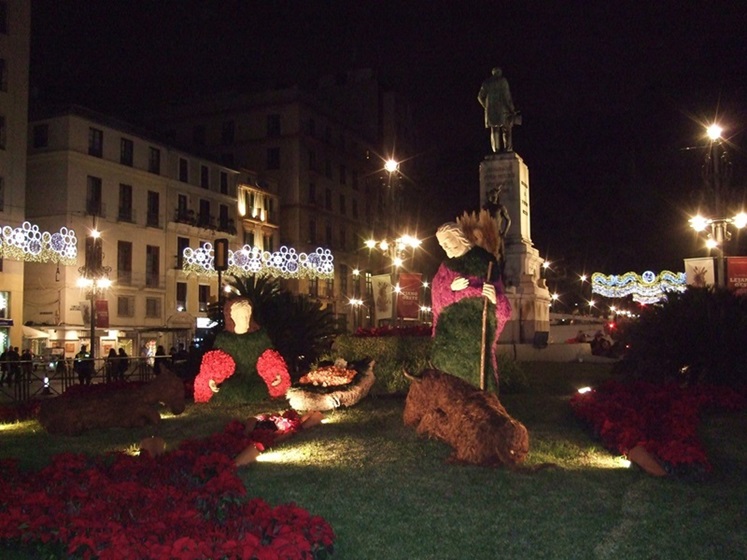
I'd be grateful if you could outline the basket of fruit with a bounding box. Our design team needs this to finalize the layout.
[286,358,375,411]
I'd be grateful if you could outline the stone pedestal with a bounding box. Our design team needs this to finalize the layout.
[479,152,550,343]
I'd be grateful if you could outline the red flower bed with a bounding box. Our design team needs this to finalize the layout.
[193,349,237,403]
[0,410,334,559]
[570,380,746,477]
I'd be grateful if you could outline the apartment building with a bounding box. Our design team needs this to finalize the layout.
[146,69,422,329]
[24,105,265,360]
[0,0,30,351]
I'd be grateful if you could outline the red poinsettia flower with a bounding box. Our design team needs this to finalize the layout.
[193,350,236,403]
[256,349,292,398]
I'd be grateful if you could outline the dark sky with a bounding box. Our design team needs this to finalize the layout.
[30,0,747,277]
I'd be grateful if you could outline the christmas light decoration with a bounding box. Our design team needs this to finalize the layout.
[591,270,686,304]
[0,221,78,264]
[182,243,334,279]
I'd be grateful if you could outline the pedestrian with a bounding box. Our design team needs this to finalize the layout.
[0,346,8,386]
[7,347,21,385]
[105,348,118,383]
[117,348,129,382]
[153,345,167,375]
[74,344,94,385]
[21,348,33,383]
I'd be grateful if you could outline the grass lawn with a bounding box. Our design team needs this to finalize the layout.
[2,361,746,559]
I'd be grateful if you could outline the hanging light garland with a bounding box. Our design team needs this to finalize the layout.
[591,270,686,304]
[0,221,78,265]
[182,243,334,279]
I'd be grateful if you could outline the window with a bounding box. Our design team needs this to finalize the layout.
[339,165,347,185]
[0,115,5,149]
[32,124,49,148]
[148,147,160,174]
[221,120,235,145]
[198,199,211,227]
[0,176,4,211]
[177,194,189,222]
[176,282,187,311]
[200,165,209,189]
[325,188,332,211]
[145,297,162,318]
[308,150,316,172]
[176,236,189,268]
[198,285,210,312]
[352,198,359,219]
[263,233,274,252]
[340,264,349,297]
[193,125,206,146]
[308,218,316,244]
[339,226,347,250]
[244,230,255,247]
[266,114,281,137]
[219,204,229,230]
[179,158,189,182]
[147,191,160,227]
[118,184,133,222]
[117,241,132,285]
[88,127,103,157]
[219,171,228,194]
[326,278,334,298]
[86,176,103,216]
[120,138,133,166]
[117,296,135,317]
[308,182,316,204]
[339,194,346,215]
[0,58,6,91]
[325,224,333,246]
[145,245,160,287]
[308,278,318,298]
[266,147,280,170]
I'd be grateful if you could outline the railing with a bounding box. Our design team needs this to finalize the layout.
[0,356,194,405]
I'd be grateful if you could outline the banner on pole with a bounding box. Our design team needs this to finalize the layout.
[397,272,422,319]
[372,274,393,324]
[95,299,109,329]
[727,256,747,295]
[684,257,715,288]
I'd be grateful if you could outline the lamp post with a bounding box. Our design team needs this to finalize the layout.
[689,122,744,287]
[365,235,421,325]
[77,227,111,363]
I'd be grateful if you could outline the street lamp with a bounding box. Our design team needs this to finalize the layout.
[688,122,744,287]
[77,228,111,364]
[365,235,421,325]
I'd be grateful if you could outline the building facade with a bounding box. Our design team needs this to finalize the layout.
[0,0,30,351]
[147,69,422,329]
[24,105,263,361]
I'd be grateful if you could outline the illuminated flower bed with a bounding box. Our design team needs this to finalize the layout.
[570,380,746,478]
[286,359,375,411]
[0,413,334,559]
[353,325,432,337]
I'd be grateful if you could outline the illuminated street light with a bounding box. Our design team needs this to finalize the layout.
[706,123,723,141]
[78,225,111,363]
[384,159,399,174]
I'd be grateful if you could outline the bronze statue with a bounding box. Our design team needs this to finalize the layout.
[478,67,519,153]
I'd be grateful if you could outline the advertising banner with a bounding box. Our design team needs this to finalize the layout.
[727,256,747,295]
[397,272,422,319]
[95,299,109,329]
[683,257,715,288]
[372,274,393,323]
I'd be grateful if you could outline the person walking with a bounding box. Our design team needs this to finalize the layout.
[117,348,129,382]
[105,348,118,383]
[74,344,94,385]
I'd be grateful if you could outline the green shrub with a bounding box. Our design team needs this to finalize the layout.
[614,287,747,385]
[331,335,432,394]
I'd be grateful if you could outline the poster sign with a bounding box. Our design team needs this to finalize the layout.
[95,299,109,329]
[397,273,422,319]
[726,256,747,295]
[372,274,393,323]
[683,257,715,288]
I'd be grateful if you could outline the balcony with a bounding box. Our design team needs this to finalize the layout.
[196,213,216,230]
[174,208,196,226]
[85,201,106,218]
[217,218,236,235]
[117,207,136,223]
[146,213,160,228]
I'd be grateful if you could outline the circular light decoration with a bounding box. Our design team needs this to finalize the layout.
[0,221,78,264]
[183,243,334,279]
[591,270,686,304]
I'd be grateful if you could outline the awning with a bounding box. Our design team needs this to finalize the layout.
[23,326,50,339]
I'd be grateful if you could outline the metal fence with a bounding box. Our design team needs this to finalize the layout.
[0,357,158,404]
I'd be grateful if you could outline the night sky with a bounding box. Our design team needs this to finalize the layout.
[29,0,747,280]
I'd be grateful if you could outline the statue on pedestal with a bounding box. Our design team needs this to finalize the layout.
[478,67,519,153]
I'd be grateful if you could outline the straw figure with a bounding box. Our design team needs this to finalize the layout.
[39,367,186,436]
[404,369,529,467]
